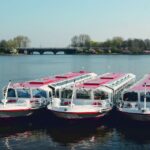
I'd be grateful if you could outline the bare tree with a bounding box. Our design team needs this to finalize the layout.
[71,34,91,48]
[13,36,30,48]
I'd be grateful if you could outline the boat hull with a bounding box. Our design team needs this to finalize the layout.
[52,110,107,120]
[117,108,150,122]
[49,105,112,123]
[0,109,34,118]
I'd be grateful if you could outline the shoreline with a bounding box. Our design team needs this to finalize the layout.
[1,53,150,56]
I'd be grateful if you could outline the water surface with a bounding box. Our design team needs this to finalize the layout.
[0,55,150,150]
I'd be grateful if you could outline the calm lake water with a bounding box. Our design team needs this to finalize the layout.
[0,55,150,150]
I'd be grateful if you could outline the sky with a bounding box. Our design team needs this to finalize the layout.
[1,0,150,47]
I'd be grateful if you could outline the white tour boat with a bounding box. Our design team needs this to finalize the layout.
[48,73,136,121]
[0,71,97,118]
[118,74,150,122]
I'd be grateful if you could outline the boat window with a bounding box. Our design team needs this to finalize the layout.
[76,89,91,99]
[123,92,138,102]
[32,89,47,98]
[94,90,108,100]
[61,89,72,99]
[55,89,60,98]
[49,92,52,98]
[17,89,31,98]
[48,85,55,96]
[140,92,150,102]
[7,88,16,97]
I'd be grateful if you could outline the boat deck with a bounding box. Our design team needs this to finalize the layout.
[76,73,125,89]
[9,71,90,89]
[129,74,150,91]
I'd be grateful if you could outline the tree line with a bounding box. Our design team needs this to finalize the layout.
[1,34,150,55]
[71,34,150,54]
[0,36,30,54]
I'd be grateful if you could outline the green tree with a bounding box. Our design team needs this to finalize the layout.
[90,41,101,48]
[111,37,123,53]
[70,34,150,54]
[128,39,145,53]
[0,40,10,53]
[144,39,150,50]
[0,35,30,54]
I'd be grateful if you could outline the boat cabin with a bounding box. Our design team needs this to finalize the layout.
[122,74,150,108]
[60,73,136,106]
[2,71,96,105]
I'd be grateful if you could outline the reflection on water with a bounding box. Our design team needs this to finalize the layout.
[0,121,113,150]
[0,118,150,150]
[47,125,112,144]
[47,126,113,150]
[1,55,150,149]
[117,124,150,144]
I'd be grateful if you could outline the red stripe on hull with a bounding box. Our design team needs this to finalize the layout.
[0,109,32,112]
[51,110,108,120]
[52,111,101,115]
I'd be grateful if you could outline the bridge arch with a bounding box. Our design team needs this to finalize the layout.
[56,51,65,55]
[18,48,77,55]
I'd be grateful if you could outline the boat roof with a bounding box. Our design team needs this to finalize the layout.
[129,74,150,91]
[9,71,90,89]
[76,73,125,89]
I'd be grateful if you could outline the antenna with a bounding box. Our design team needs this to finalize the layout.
[144,82,147,110]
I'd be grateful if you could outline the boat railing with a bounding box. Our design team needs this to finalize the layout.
[60,98,111,107]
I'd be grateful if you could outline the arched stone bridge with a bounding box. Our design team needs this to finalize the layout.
[18,48,77,55]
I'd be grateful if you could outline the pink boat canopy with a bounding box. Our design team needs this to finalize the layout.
[76,73,125,89]
[129,74,150,91]
[9,71,90,89]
